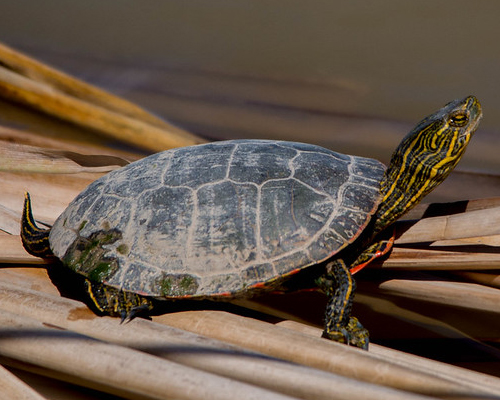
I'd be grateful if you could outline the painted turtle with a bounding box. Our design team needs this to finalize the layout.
[21,96,482,349]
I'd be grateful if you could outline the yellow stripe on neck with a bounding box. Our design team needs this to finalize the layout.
[376,124,464,230]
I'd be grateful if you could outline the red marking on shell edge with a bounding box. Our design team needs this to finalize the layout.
[251,282,268,289]
[209,291,233,298]
[278,266,303,280]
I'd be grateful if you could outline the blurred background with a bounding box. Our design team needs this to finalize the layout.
[0,0,498,198]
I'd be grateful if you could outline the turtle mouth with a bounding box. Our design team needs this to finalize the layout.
[461,117,482,139]
[459,96,483,138]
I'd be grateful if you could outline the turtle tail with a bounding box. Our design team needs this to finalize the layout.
[21,192,54,258]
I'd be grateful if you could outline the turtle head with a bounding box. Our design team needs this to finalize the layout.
[375,96,482,232]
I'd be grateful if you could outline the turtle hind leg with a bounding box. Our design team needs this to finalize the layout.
[318,260,369,349]
[84,279,154,322]
[21,192,54,258]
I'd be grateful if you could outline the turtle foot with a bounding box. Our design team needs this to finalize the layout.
[322,317,369,350]
[85,279,154,321]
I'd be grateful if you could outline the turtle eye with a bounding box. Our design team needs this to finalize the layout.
[449,112,469,127]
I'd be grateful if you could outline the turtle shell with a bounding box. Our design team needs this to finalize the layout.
[49,140,386,298]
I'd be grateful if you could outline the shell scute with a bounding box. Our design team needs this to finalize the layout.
[131,186,194,269]
[163,142,232,188]
[292,151,353,195]
[157,273,200,297]
[259,179,332,259]
[193,181,258,266]
[241,263,275,284]
[228,142,295,185]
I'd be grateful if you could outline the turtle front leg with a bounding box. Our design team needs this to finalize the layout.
[84,279,154,322]
[318,260,369,350]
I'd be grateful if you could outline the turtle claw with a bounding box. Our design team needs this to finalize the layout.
[120,304,153,324]
[120,311,129,324]
[322,317,369,350]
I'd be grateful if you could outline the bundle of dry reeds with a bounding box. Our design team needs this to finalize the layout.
[0,42,499,400]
